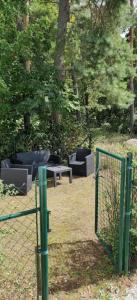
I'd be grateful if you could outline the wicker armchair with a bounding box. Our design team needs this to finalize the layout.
[68,148,94,176]
[1,159,33,195]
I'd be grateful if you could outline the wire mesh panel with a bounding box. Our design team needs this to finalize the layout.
[0,182,40,299]
[95,148,126,273]
[129,165,137,270]
[132,165,137,205]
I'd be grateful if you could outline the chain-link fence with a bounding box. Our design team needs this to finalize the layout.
[129,164,137,270]
[0,180,41,299]
[95,148,126,273]
[0,166,49,300]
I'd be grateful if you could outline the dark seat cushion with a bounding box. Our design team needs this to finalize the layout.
[10,155,23,165]
[48,154,60,164]
[76,148,91,161]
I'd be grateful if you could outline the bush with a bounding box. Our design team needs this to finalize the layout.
[130,202,137,258]
[0,180,18,198]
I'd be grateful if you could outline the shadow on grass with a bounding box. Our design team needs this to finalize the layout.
[47,175,78,188]
[49,239,115,294]
[47,174,93,189]
[47,178,62,188]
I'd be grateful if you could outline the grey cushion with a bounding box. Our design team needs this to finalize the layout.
[69,161,85,166]
[16,150,50,165]
[1,159,11,168]
[27,175,32,192]
[76,148,91,161]
[15,150,51,180]
[16,152,34,164]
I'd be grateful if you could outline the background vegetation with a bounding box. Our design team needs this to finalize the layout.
[0,0,137,159]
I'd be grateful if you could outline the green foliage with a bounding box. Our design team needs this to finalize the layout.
[0,180,18,198]
[99,169,120,264]
[70,4,135,109]
[130,201,137,258]
[0,0,136,156]
[0,1,57,118]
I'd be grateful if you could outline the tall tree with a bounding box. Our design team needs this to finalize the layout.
[54,0,70,83]
[52,0,70,122]
[23,0,31,132]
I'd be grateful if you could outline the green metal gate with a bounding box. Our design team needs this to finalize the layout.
[129,162,137,270]
[0,166,49,300]
[95,148,133,274]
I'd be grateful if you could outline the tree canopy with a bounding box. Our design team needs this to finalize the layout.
[0,0,137,157]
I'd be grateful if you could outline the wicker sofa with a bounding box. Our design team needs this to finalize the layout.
[11,150,60,179]
[1,150,60,194]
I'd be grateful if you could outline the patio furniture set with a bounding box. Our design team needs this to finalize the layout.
[0,148,94,195]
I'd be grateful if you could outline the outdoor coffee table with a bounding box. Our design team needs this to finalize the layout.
[47,165,72,187]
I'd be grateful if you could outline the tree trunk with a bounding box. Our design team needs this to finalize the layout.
[71,65,80,121]
[23,0,31,73]
[129,0,134,133]
[53,0,70,123]
[23,113,31,133]
[54,0,70,83]
[23,0,31,132]
[83,85,92,148]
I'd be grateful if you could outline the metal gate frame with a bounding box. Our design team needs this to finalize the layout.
[95,148,133,274]
[0,166,49,300]
[38,166,49,300]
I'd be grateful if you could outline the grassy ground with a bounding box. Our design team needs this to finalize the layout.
[95,130,137,158]
[48,132,137,300]
[48,173,137,300]
[0,132,137,299]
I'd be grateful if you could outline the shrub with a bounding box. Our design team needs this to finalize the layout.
[0,180,18,198]
[130,202,137,258]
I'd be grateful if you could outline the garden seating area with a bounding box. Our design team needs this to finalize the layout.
[0,148,94,194]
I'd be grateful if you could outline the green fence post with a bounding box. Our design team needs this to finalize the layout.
[124,152,133,274]
[95,149,99,234]
[38,166,48,300]
[118,158,126,274]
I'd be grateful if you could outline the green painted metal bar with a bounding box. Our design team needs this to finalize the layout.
[35,178,42,297]
[118,158,126,273]
[124,153,133,274]
[39,166,48,300]
[95,149,100,234]
[96,147,125,161]
[0,207,40,222]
